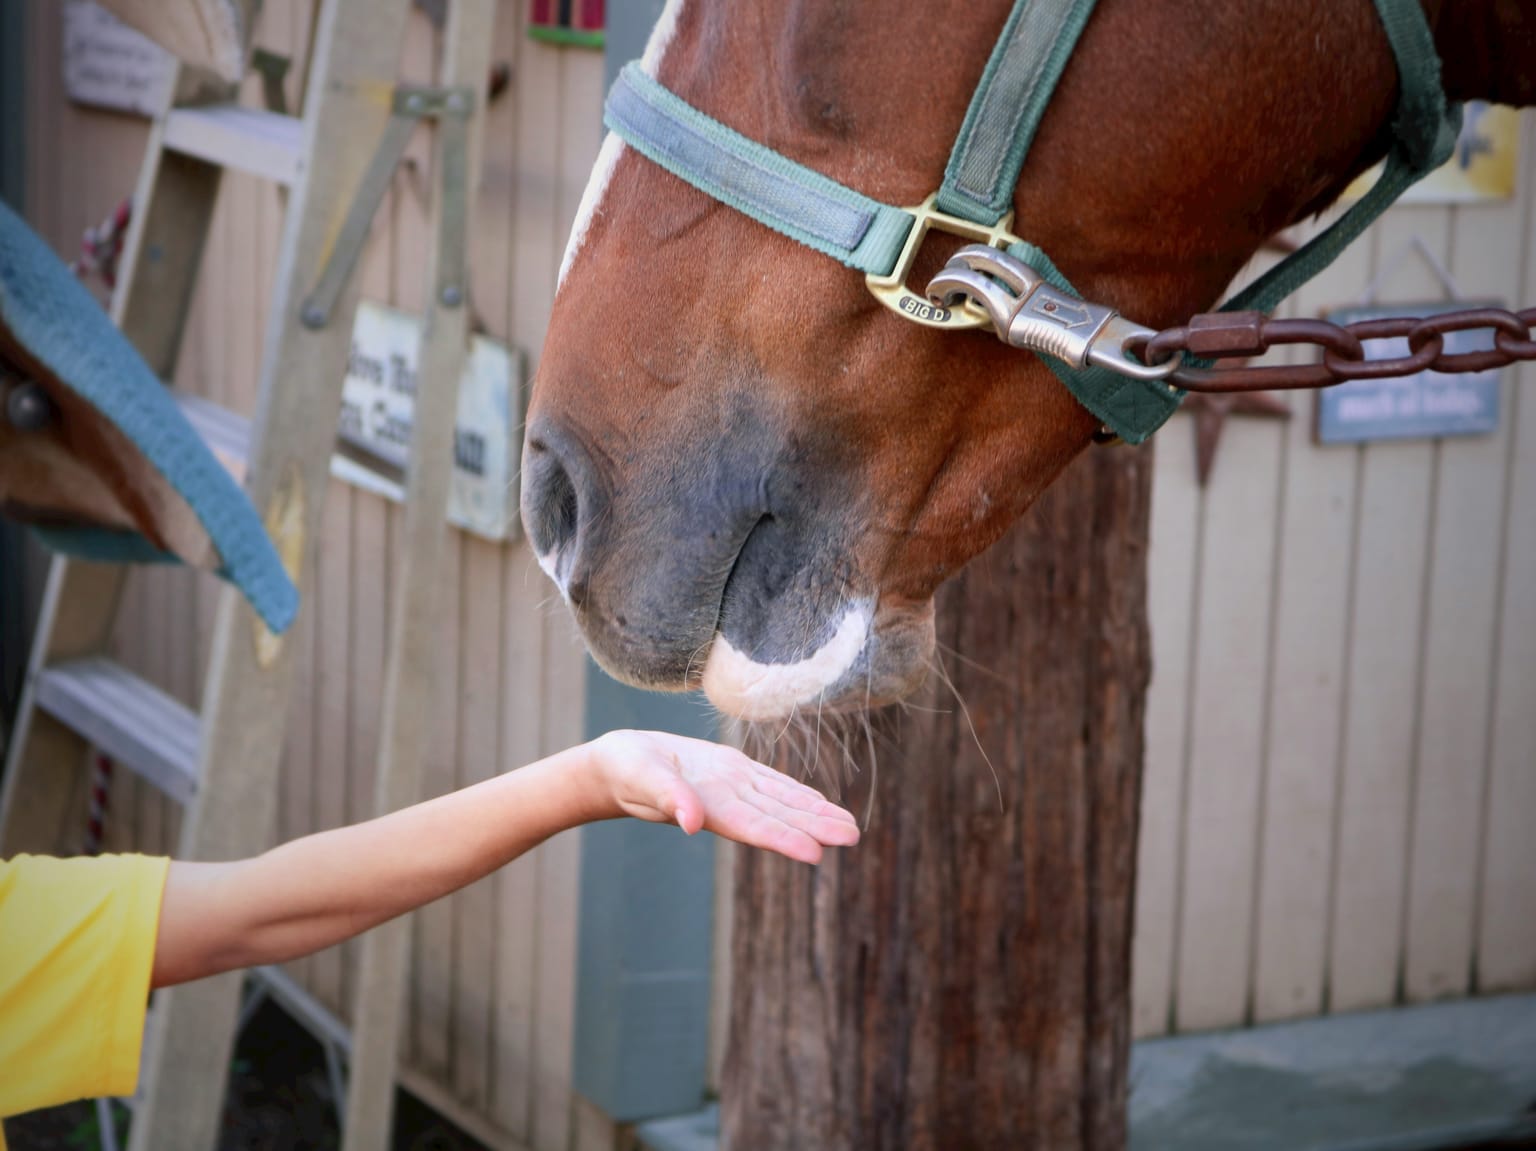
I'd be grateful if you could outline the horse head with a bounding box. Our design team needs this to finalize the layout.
[524,0,1533,720]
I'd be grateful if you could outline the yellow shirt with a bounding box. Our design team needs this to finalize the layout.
[0,854,169,1148]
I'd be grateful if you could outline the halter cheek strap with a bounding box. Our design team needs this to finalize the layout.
[603,0,1461,445]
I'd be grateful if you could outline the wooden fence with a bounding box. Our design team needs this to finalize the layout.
[17,0,1536,1140]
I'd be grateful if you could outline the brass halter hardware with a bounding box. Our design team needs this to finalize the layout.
[864,194,1021,331]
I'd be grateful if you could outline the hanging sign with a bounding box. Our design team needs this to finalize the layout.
[1344,101,1521,204]
[1315,300,1503,444]
[528,0,605,48]
[62,0,175,118]
[334,302,525,541]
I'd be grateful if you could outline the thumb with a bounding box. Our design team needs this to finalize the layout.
[670,783,705,836]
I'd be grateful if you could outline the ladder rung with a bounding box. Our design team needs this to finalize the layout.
[34,659,199,806]
[162,105,305,186]
[175,392,252,483]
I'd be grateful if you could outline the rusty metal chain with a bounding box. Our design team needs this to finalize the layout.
[1127,306,1536,393]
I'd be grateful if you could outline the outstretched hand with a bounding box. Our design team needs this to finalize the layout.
[590,729,860,863]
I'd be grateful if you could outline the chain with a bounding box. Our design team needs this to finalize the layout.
[1127,306,1536,393]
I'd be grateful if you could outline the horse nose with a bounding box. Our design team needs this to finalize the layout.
[520,422,604,596]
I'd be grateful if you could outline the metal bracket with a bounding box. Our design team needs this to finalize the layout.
[250,49,291,115]
[299,84,475,330]
[928,245,1183,382]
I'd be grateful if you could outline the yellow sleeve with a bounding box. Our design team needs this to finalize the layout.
[0,854,171,1120]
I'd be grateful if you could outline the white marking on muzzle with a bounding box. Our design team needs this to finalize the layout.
[701,603,872,720]
[534,547,568,602]
[556,0,687,291]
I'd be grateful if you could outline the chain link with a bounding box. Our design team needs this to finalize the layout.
[1127,306,1536,393]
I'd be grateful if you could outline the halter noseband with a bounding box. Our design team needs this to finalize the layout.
[603,0,1460,444]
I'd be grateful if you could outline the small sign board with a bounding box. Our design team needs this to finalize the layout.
[334,301,525,541]
[1344,101,1521,205]
[1315,301,1502,445]
[62,0,175,118]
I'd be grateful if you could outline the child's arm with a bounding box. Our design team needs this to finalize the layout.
[152,731,857,989]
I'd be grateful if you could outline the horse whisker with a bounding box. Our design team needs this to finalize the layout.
[930,647,1004,814]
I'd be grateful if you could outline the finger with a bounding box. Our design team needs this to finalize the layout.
[735,758,860,826]
[670,782,705,836]
[732,771,860,840]
[703,793,828,863]
[703,780,860,848]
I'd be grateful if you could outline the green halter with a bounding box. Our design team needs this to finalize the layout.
[603,0,1461,444]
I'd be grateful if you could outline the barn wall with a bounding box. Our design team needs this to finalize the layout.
[22,2,597,1146]
[1133,110,1536,1038]
[19,0,1536,1132]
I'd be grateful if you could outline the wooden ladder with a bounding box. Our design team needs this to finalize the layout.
[0,2,494,1148]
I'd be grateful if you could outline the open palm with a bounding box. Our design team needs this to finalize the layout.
[594,730,860,864]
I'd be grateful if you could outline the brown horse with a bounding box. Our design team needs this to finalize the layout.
[523,0,1534,719]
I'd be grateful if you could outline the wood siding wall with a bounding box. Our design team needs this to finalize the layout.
[17,0,1536,1135]
[1133,111,1536,1038]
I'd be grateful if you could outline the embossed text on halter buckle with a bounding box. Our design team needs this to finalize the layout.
[865,196,1021,330]
[927,245,1184,381]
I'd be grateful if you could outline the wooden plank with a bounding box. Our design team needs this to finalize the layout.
[1248,220,1373,1024]
[488,4,542,1138]
[1478,114,1536,994]
[1326,209,1448,1014]
[1172,397,1286,1032]
[495,553,547,1137]
[1133,428,1202,1038]
[1401,172,1527,1003]
[454,537,504,1110]
[529,45,607,1151]
[448,0,517,1107]
[504,22,568,1149]
[340,78,396,1020]
[270,0,315,975]
[281,547,319,988]
[392,0,457,1083]
[312,478,354,1012]
[413,529,462,1077]
[343,4,496,1138]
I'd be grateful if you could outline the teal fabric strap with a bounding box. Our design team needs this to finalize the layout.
[1006,240,1180,444]
[936,0,1099,225]
[600,0,1460,446]
[604,64,916,276]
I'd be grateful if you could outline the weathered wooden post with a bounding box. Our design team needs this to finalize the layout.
[724,444,1153,1151]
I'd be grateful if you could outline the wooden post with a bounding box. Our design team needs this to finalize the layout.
[722,443,1152,1151]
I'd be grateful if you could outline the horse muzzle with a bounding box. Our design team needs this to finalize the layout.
[520,414,933,717]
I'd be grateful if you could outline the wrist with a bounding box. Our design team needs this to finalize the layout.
[551,737,623,823]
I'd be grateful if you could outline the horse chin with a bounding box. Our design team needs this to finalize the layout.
[700,596,935,720]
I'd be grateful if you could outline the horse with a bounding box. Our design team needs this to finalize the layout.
[522,0,1535,721]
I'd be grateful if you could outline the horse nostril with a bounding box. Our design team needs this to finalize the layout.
[522,436,582,558]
